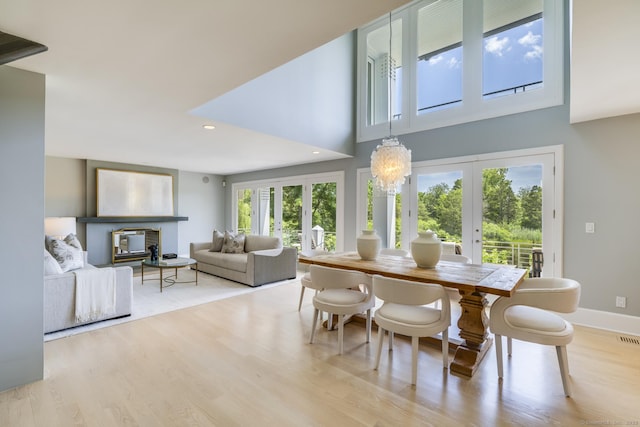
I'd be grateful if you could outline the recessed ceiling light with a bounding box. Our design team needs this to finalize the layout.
[312,151,320,155]
[203,124,215,130]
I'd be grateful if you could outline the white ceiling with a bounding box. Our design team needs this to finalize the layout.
[0,0,410,175]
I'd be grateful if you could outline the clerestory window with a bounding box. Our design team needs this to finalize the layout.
[357,0,563,142]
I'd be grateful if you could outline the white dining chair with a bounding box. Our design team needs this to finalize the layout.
[489,277,581,397]
[379,248,410,257]
[372,275,451,385]
[297,249,326,311]
[309,265,374,355]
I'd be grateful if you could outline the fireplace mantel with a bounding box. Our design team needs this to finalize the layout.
[78,216,188,223]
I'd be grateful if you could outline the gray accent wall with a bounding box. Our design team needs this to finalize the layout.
[45,157,87,245]
[0,66,45,392]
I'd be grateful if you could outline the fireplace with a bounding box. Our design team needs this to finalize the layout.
[112,228,161,264]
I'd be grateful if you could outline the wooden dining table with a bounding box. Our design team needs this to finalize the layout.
[298,252,528,377]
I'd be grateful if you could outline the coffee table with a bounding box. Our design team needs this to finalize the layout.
[141,257,198,292]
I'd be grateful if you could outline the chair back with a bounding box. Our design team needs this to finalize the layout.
[372,275,450,317]
[440,254,471,263]
[511,277,581,313]
[309,265,370,292]
[379,248,410,257]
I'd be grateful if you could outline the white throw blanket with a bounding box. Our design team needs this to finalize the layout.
[74,268,116,322]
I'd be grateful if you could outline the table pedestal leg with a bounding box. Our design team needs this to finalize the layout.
[450,290,492,377]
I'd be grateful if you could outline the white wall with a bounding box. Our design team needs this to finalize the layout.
[0,66,45,391]
[178,171,225,255]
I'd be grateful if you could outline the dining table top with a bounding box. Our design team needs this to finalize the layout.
[298,252,528,297]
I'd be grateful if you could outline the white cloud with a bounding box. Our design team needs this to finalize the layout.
[429,54,444,65]
[485,36,509,56]
[448,57,460,69]
[524,45,543,60]
[519,31,541,46]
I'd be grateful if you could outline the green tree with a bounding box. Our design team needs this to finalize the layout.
[519,185,542,230]
[483,168,518,225]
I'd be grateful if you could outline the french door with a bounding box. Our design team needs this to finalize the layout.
[406,147,561,276]
[232,172,344,254]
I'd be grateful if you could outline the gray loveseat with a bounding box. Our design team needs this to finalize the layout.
[44,262,133,334]
[190,234,297,287]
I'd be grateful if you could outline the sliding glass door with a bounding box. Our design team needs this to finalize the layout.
[232,172,344,254]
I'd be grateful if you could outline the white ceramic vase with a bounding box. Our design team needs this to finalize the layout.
[411,230,442,268]
[357,230,381,261]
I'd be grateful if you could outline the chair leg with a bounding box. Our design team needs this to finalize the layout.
[441,328,449,369]
[298,286,306,311]
[310,308,319,344]
[507,337,513,356]
[411,336,419,385]
[374,326,385,370]
[495,334,504,378]
[327,313,333,330]
[338,315,344,355]
[556,345,572,397]
[365,309,372,343]
[389,331,394,351]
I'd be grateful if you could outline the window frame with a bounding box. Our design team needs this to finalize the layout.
[356,0,563,142]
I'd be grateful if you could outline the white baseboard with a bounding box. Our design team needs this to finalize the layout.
[562,308,640,336]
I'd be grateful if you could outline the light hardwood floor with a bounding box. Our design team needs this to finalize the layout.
[1,278,639,426]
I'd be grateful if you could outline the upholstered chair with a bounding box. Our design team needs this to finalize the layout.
[309,265,374,355]
[372,275,451,385]
[489,277,581,397]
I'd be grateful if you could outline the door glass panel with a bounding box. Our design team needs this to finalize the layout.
[256,187,274,236]
[311,182,337,252]
[282,185,303,251]
[481,165,542,268]
[416,171,463,247]
[236,188,252,233]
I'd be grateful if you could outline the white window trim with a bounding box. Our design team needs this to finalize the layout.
[357,0,564,143]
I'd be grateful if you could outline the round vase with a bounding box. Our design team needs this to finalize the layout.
[357,230,381,261]
[411,230,442,268]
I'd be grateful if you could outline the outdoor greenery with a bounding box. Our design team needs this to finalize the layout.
[238,168,541,266]
[418,168,542,265]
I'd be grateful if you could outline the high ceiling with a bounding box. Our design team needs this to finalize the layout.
[0,0,410,175]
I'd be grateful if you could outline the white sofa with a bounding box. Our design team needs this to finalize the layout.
[190,234,297,287]
[44,261,133,334]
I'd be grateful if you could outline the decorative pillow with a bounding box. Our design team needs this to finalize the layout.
[49,237,84,272]
[64,233,83,250]
[221,231,245,254]
[44,248,63,275]
[209,229,225,252]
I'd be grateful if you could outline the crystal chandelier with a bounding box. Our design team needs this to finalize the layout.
[370,12,411,195]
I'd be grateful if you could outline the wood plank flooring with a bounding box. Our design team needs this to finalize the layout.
[1,278,639,426]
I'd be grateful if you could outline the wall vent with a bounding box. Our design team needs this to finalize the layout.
[617,335,640,346]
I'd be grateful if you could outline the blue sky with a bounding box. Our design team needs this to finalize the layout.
[416,18,543,111]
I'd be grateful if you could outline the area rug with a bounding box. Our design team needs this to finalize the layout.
[44,268,300,341]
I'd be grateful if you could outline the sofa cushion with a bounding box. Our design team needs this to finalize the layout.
[44,248,63,275]
[209,229,225,252]
[244,235,282,252]
[193,250,248,273]
[221,231,245,254]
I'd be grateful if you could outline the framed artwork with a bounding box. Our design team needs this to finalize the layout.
[97,168,174,217]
